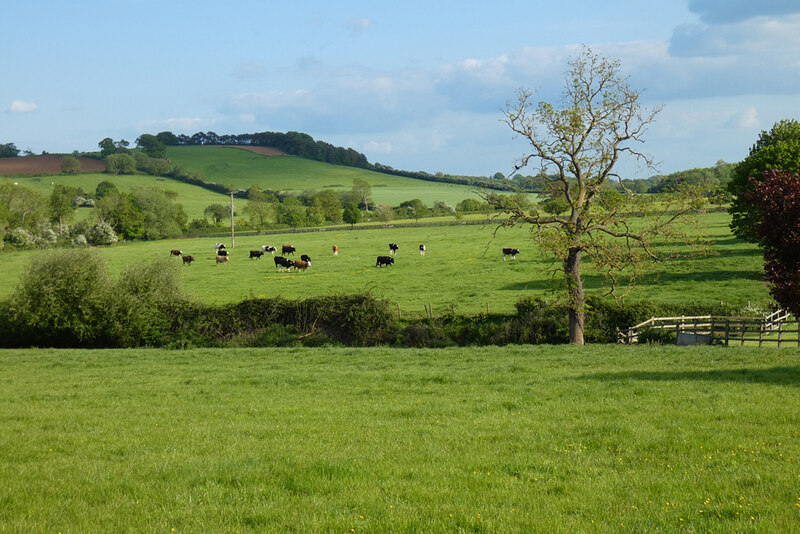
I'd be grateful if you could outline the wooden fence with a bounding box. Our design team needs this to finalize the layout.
[617,309,798,347]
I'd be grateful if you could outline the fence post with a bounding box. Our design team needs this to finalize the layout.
[725,319,730,346]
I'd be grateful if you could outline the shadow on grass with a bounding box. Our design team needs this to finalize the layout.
[578,366,800,386]
[502,268,761,292]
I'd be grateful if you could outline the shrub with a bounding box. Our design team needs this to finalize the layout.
[107,256,193,346]
[7,227,35,248]
[87,222,118,246]
[1,249,113,346]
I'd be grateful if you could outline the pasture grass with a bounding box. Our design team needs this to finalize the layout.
[0,211,770,317]
[165,146,489,206]
[0,345,798,532]
[5,172,231,221]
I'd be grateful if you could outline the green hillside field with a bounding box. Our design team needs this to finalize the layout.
[165,146,488,207]
[3,172,231,221]
[0,211,769,316]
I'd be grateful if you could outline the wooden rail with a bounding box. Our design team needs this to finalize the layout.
[617,309,798,347]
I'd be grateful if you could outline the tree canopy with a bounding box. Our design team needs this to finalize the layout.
[728,119,800,242]
[485,47,707,345]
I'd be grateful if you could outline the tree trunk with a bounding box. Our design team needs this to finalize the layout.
[564,247,585,345]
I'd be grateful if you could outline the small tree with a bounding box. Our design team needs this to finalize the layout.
[49,184,77,237]
[135,133,167,159]
[746,169,800,315]
[352,178,372,211]
[105,153,136,175]
[486,47,707,345]
[204,204,229,224]
[374,204,394,227]
[61,156,81,174]
[342,202,361,227]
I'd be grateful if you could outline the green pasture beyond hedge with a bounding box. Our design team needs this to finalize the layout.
[1,345,798,532]
[0,211,770,317]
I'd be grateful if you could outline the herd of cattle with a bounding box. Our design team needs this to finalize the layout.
[168,243,521,271]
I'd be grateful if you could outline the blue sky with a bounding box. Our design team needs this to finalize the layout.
[3,0,800,179]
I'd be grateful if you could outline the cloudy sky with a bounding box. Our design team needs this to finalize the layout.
[3,0,800,178]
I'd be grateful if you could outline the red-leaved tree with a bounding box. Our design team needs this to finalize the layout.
[746,169,800,315]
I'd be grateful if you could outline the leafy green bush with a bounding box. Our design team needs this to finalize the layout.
[107,256,193,347]
[1,249,113,346]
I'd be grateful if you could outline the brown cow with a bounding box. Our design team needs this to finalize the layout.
[293,260,309,271]
[332,245,339,255]
[216,255,229,265]
[170,249,182,256]
[182,255,195,266]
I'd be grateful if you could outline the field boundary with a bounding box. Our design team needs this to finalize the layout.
[617,308,798,347]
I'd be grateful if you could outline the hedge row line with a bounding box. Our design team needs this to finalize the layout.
[0,250,742,348]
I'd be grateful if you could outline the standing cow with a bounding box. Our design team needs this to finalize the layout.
[419,244,426,256]
[170,249,182,257]
[250,250,265,260]
[262,245,277,255]
[282,244,296,255]
[274,256,294,271]
[332,245,339,255]
[216,255,229,265]
[389,243,399,255]
[182,255,195,266]
[502,248,520,261]
[376,256,395,267]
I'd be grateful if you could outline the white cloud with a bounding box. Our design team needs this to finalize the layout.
[8,100,38,113]
[345,18,372,35]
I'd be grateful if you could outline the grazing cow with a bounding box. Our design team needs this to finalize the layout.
[282,244,296,255]
[332,245,339,255]
[293,260,310,271]
[274,256,294,271]
[502,248,520,261]
[214,243,226,251]
[376,256,395,267]
[216,255,229,265]
[389,243,399,255]
[300,254,311,263]
[170,249,182,256]
[217,249,229,257]
[262,245,277,255]
[419,244,426,256]
[249,250,265,260]
[182,255,195,266]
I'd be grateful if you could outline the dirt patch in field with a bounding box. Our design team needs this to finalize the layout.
[221,145,287,157]
[0,156,106,176]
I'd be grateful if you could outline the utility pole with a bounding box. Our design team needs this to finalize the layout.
[229,192,235,248]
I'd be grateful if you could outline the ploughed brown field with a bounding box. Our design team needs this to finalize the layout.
[0,155,106,175]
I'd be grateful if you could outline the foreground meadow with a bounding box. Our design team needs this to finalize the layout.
[1,345,798,532]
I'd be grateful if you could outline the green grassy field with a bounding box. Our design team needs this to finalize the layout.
[3,172,231,221]
[0,211,770,316]
[1,345,797,532]
[165,146,488,207]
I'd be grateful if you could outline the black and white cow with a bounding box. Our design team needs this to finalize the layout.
[214,243,226,252]
[376,256,395,267]
[419,244,426,256]
[216,249,229,257]
[502,248,520,261]
[274,256,295,271]
[389,243,399,255]
[249,250,265,260]
[300,254,311,263]
[262,245,277,255]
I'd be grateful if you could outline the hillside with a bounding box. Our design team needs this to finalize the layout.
[165,145,483,206]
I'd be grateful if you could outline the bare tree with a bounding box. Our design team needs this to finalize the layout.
[484,47,708,345]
